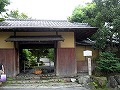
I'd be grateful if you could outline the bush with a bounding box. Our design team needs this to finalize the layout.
[95,52,120,75]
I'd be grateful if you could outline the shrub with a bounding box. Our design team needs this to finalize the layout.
[95,52,120,75]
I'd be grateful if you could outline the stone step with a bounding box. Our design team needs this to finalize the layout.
[1,82,82,88]
[1,78,82,88]
[15,74,57,80]
[15,76,59,80]
[6,77,73,84]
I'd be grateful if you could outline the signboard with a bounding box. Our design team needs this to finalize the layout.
[83,50,92,56]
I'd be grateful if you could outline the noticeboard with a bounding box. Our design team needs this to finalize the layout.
[83,50,92,56]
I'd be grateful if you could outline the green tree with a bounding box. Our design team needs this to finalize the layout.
[0,0,10,21]
[47,49,54,61]
[93,0,120,52]
[22,49,37,68]
[6,10,29,19]
[29,49,49,62]
[69,0,120,54]
[22,49,32,61]
[29,48,54,62]
[113,16,120,57]
[69,3,97,26]
[95,52,120,75]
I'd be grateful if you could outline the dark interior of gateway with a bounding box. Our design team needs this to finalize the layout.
[18,42,56,75]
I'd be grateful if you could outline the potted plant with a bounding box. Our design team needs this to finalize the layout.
[33,66,42,75]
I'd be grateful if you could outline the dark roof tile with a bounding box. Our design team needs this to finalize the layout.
[0,19,98,41]
[0,19,90,28]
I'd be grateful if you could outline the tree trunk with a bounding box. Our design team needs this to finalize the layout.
[37,57,40,62]
[109,34,114,52]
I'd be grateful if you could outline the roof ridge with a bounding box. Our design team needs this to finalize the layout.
[4,19,89,25]
[73,22,89,26]
[0,19,95,28]
[5,19,68,22]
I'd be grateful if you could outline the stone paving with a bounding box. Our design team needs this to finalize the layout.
[0,73,90,90]
[0,82,82,88]
[0,87,89,90]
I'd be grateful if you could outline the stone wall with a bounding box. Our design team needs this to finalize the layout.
[90,75,120,89]
[107,75,120,89]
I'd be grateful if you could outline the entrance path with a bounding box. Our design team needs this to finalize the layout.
[0,81,89,90]
[0,73,90,90]
[0,87,89,90]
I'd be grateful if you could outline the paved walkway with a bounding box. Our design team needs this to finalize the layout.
[0,87,89,90]
[0,81,89,90]
[0,73,90,90]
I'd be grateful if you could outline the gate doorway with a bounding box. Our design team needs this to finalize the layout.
[19,42,56,75]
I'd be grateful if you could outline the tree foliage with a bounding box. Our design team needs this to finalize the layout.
[94,0,120,53]
[22,48,54,67]
[113,16,120,57]
[47,49,54,61]
[69,3,97,26]
[0,0,10,21]
[0,1,29,20]
[0,0,9,14]
[22,49,32,61]
[69,0,120,54]
[29,48,54,62]
[95,52,120,75]
[6,10,29,19]
[29,49,49,62]
[21,49,36,69]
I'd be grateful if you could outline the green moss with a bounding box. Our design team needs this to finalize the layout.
[92,88,112,90]
[91,76,107,88]
[7,77,14,81]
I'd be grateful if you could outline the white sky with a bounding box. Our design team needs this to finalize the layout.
[6,0,92,20]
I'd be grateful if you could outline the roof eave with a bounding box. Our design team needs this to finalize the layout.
[0,26,98,32]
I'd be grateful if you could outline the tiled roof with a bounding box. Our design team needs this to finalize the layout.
[0,19,90,28]
[0,19,98,41]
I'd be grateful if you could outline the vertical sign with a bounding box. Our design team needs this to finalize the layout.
[83,50,92,75]
[88,58,92,75]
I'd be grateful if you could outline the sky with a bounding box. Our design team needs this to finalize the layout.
[6,0,92,20]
